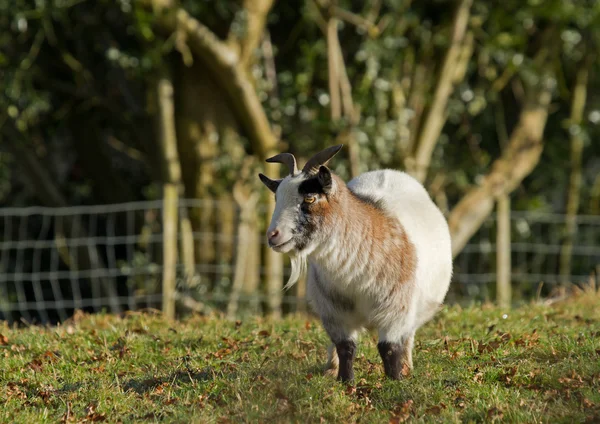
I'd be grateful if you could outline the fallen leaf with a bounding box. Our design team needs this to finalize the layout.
[0,334,8,345]
[582,398,595,408]
[7,382,27,400]
[391,399,414,422]
[487,407,504,421]
[425,403,447,415]
[28,359,44,372]
[258,330,270,337]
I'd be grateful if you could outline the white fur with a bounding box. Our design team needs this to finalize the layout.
[307,169,452,345]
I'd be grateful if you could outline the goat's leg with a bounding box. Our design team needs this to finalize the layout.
[324,343,339,377]
[335,339,357,382]
[321,319,358,382]
[377,330,415,380]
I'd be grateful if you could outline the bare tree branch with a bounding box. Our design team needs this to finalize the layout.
[448,81,553,257]
[143,0,278,159]
[231,0,276,69]
[332,6,377,34]
[560,49,592,281]
[411,0,473,182]
[327,18,342,120]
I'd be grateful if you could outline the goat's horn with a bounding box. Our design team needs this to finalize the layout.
[302,144,343,175]
[266,153,299,176]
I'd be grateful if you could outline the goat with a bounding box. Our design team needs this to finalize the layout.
[258,145,452,381]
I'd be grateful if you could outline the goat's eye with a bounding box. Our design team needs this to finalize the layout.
[303,195,316,204]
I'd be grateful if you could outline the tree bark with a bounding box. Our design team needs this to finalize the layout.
[155,74,181,320]
[233,0,276,69]
[559,52,591,283]
[175,61,234,266]
[448,81,552,257]
[324,5,360,178]
[179,205,196,291]
[496,194,511,308]
[327,17,342,121]
[228,187,260,319]
[410,0,473,182]
[145,0,278,159]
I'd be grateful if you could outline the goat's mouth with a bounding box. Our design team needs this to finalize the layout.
[270,238,294,252]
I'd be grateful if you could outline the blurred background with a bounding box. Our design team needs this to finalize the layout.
[1,0,599,325]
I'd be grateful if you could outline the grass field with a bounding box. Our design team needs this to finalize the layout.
[1,286,599,424]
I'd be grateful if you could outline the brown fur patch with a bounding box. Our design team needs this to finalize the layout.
[319,174,417,289]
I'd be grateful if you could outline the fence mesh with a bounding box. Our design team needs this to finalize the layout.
[0,200,599,324]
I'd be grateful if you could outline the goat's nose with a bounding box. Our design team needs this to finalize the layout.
[267,229,280,243]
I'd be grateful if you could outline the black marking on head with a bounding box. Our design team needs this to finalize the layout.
[292,210,319,251]
[317,166,333,193]
[298,177,324,195]
[298,166,333,195]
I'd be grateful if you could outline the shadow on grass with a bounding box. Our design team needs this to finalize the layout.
[122,367,215,394]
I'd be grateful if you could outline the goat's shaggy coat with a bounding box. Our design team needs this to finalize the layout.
[259,145,452,381]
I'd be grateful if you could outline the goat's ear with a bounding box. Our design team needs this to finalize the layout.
[317,166,333,194]
[258,173,281,193]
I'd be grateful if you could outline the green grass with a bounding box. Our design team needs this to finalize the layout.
[1,289,599,424]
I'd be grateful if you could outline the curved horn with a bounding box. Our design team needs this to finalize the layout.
[302,144,343,175]
[266,153,298,176]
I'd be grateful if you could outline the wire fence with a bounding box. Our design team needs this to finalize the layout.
[0,199,599,324]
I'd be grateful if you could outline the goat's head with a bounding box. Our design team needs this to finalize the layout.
[258,145,343,258]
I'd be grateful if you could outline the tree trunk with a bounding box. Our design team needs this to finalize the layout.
[149,0,285,318]
[179,205,196,291]
[175,61,235,266]
[559,52,591,283]
[161,184,178,319]
[228,184,259,319]
[448,81,552,257]
[216,193,236,287]
[410,0,473,182]
[155,73,182,320]
[496,194,511,308]
[147,0,278,159]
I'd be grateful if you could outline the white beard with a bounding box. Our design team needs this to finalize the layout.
[284,252,308,291]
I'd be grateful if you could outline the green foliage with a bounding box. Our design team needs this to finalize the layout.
[1,0,599,212]
[1,290,599,422]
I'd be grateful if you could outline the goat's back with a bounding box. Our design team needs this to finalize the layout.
[347,169,452,316]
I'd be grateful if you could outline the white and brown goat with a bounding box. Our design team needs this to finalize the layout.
[258,145,452,381]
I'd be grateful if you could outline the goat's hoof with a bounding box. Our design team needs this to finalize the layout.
[324,367,338,377]
[385,363,412,380]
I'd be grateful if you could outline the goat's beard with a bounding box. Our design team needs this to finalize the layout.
[284,251,307,291]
